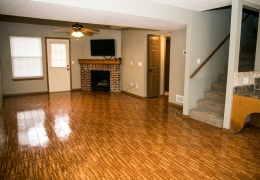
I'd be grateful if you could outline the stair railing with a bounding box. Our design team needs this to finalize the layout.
[190,14,250,78]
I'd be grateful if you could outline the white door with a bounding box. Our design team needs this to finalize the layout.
[46,39,71,92]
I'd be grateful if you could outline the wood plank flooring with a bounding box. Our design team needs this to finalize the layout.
[0,91,260,179]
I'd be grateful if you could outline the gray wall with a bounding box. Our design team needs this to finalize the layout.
[0,21,121,95]
[121,30,169,97]
[121,30,148,96]
[169,29,186,105]
[183,9,231,114]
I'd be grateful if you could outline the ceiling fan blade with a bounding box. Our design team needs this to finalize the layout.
[82,28,100,33]
[54,31,73,34]
[54,28,72,32]
[66,32,72,35]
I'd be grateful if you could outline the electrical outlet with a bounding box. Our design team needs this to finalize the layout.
[130,83,132,87]
[131,62,132,65]
[136,84,138,88]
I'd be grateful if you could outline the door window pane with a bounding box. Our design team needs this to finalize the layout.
[51,43,67,67]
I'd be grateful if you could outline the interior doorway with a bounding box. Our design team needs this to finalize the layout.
[46,38,71,92]
[147,35,160,98]
[164,37,171,95]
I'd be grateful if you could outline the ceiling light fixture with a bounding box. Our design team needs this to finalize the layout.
[71,31,84,39]
[54,22,100,40]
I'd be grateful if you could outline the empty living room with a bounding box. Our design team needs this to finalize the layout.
[0,0,260,179]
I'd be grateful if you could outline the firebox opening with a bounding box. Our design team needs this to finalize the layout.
[91,70,110,91]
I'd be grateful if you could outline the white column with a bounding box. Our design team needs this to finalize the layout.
[223,0,243,129]
[255,12,260,71]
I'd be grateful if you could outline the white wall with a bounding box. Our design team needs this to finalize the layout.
[169,29,186,105]
[0,22,121,95]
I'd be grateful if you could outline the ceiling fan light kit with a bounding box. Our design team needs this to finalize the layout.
[54,22,100,40]
[71,31,84,39]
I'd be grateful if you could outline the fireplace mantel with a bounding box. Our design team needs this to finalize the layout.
[78,59,120,64]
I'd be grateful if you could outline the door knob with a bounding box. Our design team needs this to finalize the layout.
[149,69,152,72]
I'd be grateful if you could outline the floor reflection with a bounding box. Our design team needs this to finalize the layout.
[17,109,50,147]
[53,114,71,140]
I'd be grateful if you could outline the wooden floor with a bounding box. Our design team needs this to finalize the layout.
[0,91,260,180]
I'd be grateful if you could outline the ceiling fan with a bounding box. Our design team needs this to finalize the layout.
[54,22,100,39]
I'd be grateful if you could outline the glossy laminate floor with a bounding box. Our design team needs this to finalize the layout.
[0,91,260,180]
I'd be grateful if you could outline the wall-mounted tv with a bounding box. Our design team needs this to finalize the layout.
[90,39,115,56]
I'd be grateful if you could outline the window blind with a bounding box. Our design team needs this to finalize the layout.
[10,37,43,79]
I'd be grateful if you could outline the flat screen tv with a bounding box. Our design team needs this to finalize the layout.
[90,39,115,56]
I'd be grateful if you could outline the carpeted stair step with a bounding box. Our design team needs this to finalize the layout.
[241,45,256,53]
[246,39,257,46]
[238,67,255,72]
[211,82,226,92]
[197,98,225,114]
[204,90,226,102]
[252,32,257,39]
[224,66,228,74]
[218,74,227,83]
[239,60,255,67]
[189,108,223,128]
[239,53,255,61]
[238,60,255,72]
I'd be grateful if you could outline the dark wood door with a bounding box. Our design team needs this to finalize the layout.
[164,38,170,92]
[147,35,160,98]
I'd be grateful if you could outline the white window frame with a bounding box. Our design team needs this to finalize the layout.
[10,36,43,80]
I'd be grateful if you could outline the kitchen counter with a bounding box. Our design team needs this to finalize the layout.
[234,90,260,99]
[233,84,260,99]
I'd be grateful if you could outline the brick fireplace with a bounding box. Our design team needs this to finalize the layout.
[79,59,121,92]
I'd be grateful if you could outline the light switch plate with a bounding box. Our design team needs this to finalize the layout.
[138,62,142,66]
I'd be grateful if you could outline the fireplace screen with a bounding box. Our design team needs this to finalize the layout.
[91,70,110,91]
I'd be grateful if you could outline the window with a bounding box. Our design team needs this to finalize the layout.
[10,37,43,79]
[50,43,67,67]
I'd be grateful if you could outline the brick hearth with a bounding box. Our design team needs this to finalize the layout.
[80,63,120,92]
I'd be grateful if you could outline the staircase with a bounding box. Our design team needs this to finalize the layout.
[189,31,257,128]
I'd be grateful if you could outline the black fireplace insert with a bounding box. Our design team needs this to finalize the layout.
[91,70,110,91]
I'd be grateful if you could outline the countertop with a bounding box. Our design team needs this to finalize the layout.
[233,84,260,99]
[234,90,260,99]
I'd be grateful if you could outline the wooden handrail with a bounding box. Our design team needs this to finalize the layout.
[190,14,250,78]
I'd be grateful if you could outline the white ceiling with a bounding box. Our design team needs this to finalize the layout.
[0,0,187,31]
[0,0,259,31]
[149,0,260,11]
